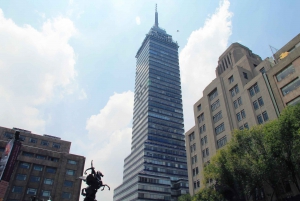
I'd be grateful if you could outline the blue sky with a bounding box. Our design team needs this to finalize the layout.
[0,0,300,200]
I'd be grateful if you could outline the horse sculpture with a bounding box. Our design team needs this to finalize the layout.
[79,160,110,201]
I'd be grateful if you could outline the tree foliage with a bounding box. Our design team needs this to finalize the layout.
[193,104,300,201]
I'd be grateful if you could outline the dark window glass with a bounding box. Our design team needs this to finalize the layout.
[243,72,248,79]
[209,89,218,101]
[53,142,60,149]
[203,124,206,132]
[44,178,54,185]
[22,152,34,157]
[197,104,202,111]
[257,114,263,124]
[41,190,51,197]
[4,132,13,139]
[233,100,238,109]
[46,167,57,173]
[258,97,264,106]
[48,157,59,162]
[213,111,222,123]
[217,136,227,148]
[276,64,295,81]
[260,67,266,74]
[33,165,43,171]
[41,140,49,146]
[16,174,27,181]
[254,84,260,93]
[27,188,37,195]
[249,88,255,97]
[29,138,37,143]
[253,100,259,110]
[229,75,234,83]
[19,135,26,141]
[36,154,47,160]
[241,110,246,119]
[20,162,30,169]
[62,192,71,199]
[205,148,209,156]
[30,176,40,183]
[204,136,207,144]
[215,123,225,135]
[244,123,249,129]
[236,113,241,122]
[67,160,77,165]
[237,97,242,105]
[197,180,200,188]
[64,180,73,187]
[12,186,23,193]
[281,78,300,96]
[66,169,75,176]
[239,126,244,130]
[211,99,220,111]
[262,111,269,121]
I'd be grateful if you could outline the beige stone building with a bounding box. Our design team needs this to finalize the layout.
[185,33,300,197]
[0,126,85,201]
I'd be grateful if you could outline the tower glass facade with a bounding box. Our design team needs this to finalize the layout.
[113,8,188,201]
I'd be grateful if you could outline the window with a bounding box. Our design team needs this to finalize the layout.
[30,176,40,183]
[44,178,54,185]
[22,151,34,157]
[197,113,204,123]
[41,190,51,197]
[211,99,220,111]
[29,138,37,143]
[258,97,264,106]
[217,136,227,149]
[199,126,203,134]
[203,124,206,132]
[19,135,26,141]
[236,113,241,122]
[249,83,259,96]
[68,160,77,165]
[194,182,197,189]
[201,138,204,146]
[260,67,266,74]
[215,123,225,135]
[287,96,300,106]
[16,174,27,181]
[228,75,234,84]
[276,64,295,81]
[205,148,209,156]
[281,77,300,96]
[62,192,71,199]
[41,140,49,146]
[204,136,207,144]
[241,110,246,119]
[189,133,195,141]
[239,126,244,130]
[243,72,248,79]
[209,89,218,101]
[66,169,76,176]
[20,162,30,169]
[257,114,263,124]
[64,180,73,187]
[33,165,43,171]
[244,123,249,129]
[36,154,46,160]
[197,180,200,188]
[4,132,13,139]
[46,167,57,173]
[213,111,222,123]
[202,150,206,158]
[233,100,238,109]
[192,155,197,164]
[12,186,23,193]
[53,142,60,149]
[253,100,259,110]
[27,188,37,195]
[230,85,239,97]
[196,167,199,175]
[262,111,269,121]
[48,157,59,162]
[237,97,242,105]
[197,104,202,111]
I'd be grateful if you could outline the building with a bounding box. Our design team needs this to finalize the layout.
[0,126,85,201]
[185,33,300,197]
[113,6,188,201]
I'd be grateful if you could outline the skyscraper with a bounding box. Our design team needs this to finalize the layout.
[114,5,188,201]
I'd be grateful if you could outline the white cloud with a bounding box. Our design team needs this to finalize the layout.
[0,9,80,133]
[135,16,141,25]
[84,91,134,201]
[35,10,46,19]
[180,0,233,130]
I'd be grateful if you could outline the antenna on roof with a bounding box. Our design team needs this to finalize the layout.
[155,4,158,27]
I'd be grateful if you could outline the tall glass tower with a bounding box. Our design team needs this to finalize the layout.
[113,6,188,201]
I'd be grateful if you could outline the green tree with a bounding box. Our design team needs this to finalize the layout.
[192,187,223,201]
[178,194,192,201]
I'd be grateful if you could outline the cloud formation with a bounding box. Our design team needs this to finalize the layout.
[135,16,141,25]
[180,0,233,130]
[0,9,80,133]
[84,91,134,201]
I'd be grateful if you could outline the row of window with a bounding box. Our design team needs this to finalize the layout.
[12,186,71,199]
[3,132,61,148]
[213,111,222,123]
[197,113,204,123]
[211,99,220,111]
[200,136,207,146]
[215,123,225,135]
[19,162,76,175]
[22,152,59,162]
[16,174,73,187]
[249,83,260,97]
[239,123,249,130]
[188,132,195,142]
[193,180,200,189]
[230,85,239,97]
[281,77,300,96]
[190,144,196,153]
[209,89,218,101]
[202,148,209,158]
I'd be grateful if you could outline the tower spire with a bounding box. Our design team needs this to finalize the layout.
[155,4,158,27]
